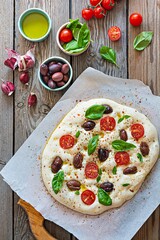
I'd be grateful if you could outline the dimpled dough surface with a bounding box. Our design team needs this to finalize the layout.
[42,99,159,215]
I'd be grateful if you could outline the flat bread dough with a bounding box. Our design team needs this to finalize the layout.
[42,99,159,215]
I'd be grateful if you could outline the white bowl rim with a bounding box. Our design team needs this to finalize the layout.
[56,22,90,56]
[18,8,52,42]
[38,56,73,92]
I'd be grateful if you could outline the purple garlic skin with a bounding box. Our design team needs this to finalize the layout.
[1,81,15,96]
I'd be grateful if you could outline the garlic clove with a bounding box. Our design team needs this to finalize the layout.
[1,80,15,96]
[19,72,30,85]
[28,92,37,107]
[4,57,18,70]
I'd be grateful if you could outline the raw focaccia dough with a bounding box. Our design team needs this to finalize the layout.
[42,99,159,215]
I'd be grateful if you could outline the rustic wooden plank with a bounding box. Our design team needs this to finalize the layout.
[71,0,127,80]
[0,0,14,239]
[13,0,71,239]
[128,1,160,240]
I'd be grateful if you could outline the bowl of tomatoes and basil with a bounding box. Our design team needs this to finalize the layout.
[56,19,91,56]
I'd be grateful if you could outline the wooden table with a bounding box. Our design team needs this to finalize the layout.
[0,0,159,239]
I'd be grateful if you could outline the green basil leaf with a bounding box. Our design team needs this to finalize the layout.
[96,175,101,183]
[75,190,80,195]
[98,168,102,175]
[66,18,79,31]
[98,188,112,206]
[63,40,78,51]
[112,140,136,151]
[112,166,117,175]
[88,135,99,155]
[100,46,119,67]
[52,171,64,194]
[73,28,80,40]
[134,31,153,51]
[75,130,80,138]
[122,183,130,187]
[118,115,131,123]
[137,153,143,162]
[77,23,90,48]
[85,105,106,120]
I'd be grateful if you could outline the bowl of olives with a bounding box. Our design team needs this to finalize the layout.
[38,56,73,91]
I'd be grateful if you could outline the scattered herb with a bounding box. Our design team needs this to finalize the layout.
[100,46,118,67]
[88,135,99,155]
[98,188,112,206]
[52,171,64,194]
[75,190,80,195]
[118,115,131,124]
[75,130,80,138]
[85,105,106,120]
[112,140,136,151]
[133,31,153,51]
[122,183,130,187]
[98,168,102,175]
[137,153,143,162]
[112,166,117,175]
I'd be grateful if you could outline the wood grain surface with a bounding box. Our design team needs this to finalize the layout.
[0,0,159,239]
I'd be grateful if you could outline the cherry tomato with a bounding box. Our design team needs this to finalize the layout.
[108,26,121,41]
[81,190,96,205]
[85,162,99,179]
[93,6,106,19]
[59,134,75,149]
[59,28,73,43]
[129,13,143,26]
[100,116,116,131]
[90,0,101,6]
[82,8,94,21]
[131,123,144,140]
[102,0,115,10]
[115,152,130,165]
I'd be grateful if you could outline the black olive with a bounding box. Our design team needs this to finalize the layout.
[81,121,96,131]
[140,142,149,156]
[102,104,113,114]
[98,148,109,162]
[120,129,128,141]
[100,182,114,192]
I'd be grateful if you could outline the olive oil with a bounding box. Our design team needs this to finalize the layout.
[22,13,49,39]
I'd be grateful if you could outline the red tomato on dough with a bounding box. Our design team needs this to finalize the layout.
[82,8,94,21]
[90,0,101,6]
[81,190,96,205]
[108,26,121,41]
[115,152,130,165]
[59,28,73,43]
[85,162,99,179]
[100,116,116,131]
[129,13,143,26]
[102,0,115,10]
[131,123,144,140]
[59,134,75,149]
[93,6,106,19]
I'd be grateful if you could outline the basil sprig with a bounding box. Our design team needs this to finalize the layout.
[134,31,153,51]
[85,105,106,120]
[112,166,117,175]
[52,171,64,194]
[96,168,102,183]
[88,135,99,155]
[112,140,136,151]
[98,188,112,206]
[122,183,130,187]
[100,46,118,67]
[75,130,80,138]
[118,115,130,123]
[137,153,143,162]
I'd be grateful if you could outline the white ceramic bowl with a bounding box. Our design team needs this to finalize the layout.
[56,22,90,56]
[38,56,73,91]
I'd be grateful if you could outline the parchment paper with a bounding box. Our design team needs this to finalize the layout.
[1,67,160,240]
